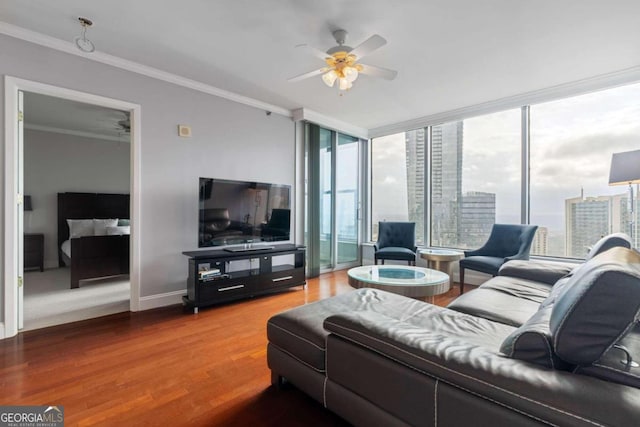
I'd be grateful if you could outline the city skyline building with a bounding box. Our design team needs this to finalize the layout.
[531,226,549,255]
[459,191,496,248]
[404,128,426,242]
[564,192,628,257]
[430,122,464,247]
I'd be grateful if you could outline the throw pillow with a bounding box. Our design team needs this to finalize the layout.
[94,218,119,236]
[105,225,130,236]
[67,219,94,238]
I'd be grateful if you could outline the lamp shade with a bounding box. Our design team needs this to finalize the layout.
[609,149,640,186]
[24,195,32,211]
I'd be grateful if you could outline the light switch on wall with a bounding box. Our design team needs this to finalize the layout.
[178,125,192,137]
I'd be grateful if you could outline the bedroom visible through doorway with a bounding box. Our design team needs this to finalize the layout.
[21,92,132,330]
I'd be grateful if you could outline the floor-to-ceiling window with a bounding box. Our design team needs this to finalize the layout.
[431,110,521,249]
[369,80,640,259]
[370,130,426,244]
[530,82,640,257]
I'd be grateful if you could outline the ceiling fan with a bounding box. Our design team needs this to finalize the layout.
[116,115,131,134]
[289,29,398,91]
[108,111,130,134]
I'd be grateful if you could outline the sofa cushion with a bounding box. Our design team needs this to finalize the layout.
[498,259,575,285]
[447,276,551,327]
[500,304,569,370]
[550,247,640,365]
[459,255,505,275]
[374,246,416,260]
[267,288,430,372]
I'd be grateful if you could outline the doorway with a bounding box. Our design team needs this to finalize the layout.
[306,123,362,275]
[4,76,141,338]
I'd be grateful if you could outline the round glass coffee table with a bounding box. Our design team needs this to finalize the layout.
[348,265,450,303]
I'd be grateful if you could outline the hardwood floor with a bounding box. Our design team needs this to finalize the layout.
[0,270,464,426]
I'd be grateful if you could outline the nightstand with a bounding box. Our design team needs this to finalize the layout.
[24,233,44,272]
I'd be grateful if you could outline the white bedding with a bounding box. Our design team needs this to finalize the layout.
[61,227,130,259]
[61,240,71,258]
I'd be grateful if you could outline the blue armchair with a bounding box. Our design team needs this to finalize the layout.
[459,223,538,294]
[374,222,417,265]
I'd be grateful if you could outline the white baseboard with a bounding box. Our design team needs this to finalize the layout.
[0,322,5,339]
[138,290,186,311]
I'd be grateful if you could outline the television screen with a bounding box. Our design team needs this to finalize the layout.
[199,178,291,247]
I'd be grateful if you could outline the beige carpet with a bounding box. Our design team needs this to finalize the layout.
[23,268,130,331]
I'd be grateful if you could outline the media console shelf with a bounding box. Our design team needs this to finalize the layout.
[182,244,306,313]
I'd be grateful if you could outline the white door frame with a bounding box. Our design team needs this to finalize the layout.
[3,76,142,338]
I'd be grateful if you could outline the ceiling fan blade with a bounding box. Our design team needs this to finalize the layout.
[350,34,386,59]
[359,64,398,80]
[296,44,330,61]
[288,68,327,82]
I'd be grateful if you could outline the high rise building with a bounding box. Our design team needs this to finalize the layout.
[405,129,426,242]
[430,122,463,247]
[459,191,496,248]
[405,121,497,249]
[531,226,549,255]
[565,193,628,257]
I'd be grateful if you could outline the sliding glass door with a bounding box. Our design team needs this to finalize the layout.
[336,133,359,264]
[307,124,361,275]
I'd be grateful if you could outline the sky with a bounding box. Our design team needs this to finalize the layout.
[372,81,640,234]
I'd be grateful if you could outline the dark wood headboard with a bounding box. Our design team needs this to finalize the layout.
[57,192,130,258]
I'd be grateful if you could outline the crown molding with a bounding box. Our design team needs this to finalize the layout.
[369,65,640,138]
[0,21,292,118]
[24,123,129,143]
[292,108,368,139]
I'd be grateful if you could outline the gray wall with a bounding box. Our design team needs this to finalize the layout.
[0,34,295,322]
[23,129,131,268]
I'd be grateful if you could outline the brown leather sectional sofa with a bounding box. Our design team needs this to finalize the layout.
[267,243,640,426]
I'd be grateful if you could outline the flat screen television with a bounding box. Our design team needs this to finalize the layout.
[199,178,291,247]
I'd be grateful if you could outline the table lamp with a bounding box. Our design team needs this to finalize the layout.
[24,195,33,212]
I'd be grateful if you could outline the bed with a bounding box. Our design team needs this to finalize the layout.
[58,192,130,288]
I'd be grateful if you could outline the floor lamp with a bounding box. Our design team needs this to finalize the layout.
[609,149,640,244]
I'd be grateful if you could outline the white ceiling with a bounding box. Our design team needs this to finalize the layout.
[2,1,640,131]
[23,92,129,142]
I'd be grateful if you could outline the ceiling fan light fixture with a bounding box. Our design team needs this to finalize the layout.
[322,70,338,87]
[338,78,352,91]
[343,66,359,83]
[288,30,396,92]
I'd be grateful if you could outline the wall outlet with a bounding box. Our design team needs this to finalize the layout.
[178,124,192,137]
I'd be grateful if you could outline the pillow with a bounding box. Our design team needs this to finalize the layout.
[118,219,130,226]
[67,219,94,238]
[500,304,570,370]
[105,225,130,236]
[94,218,119,236]
[550,247,640,365]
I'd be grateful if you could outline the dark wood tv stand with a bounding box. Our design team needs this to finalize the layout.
[182,244,306,313]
